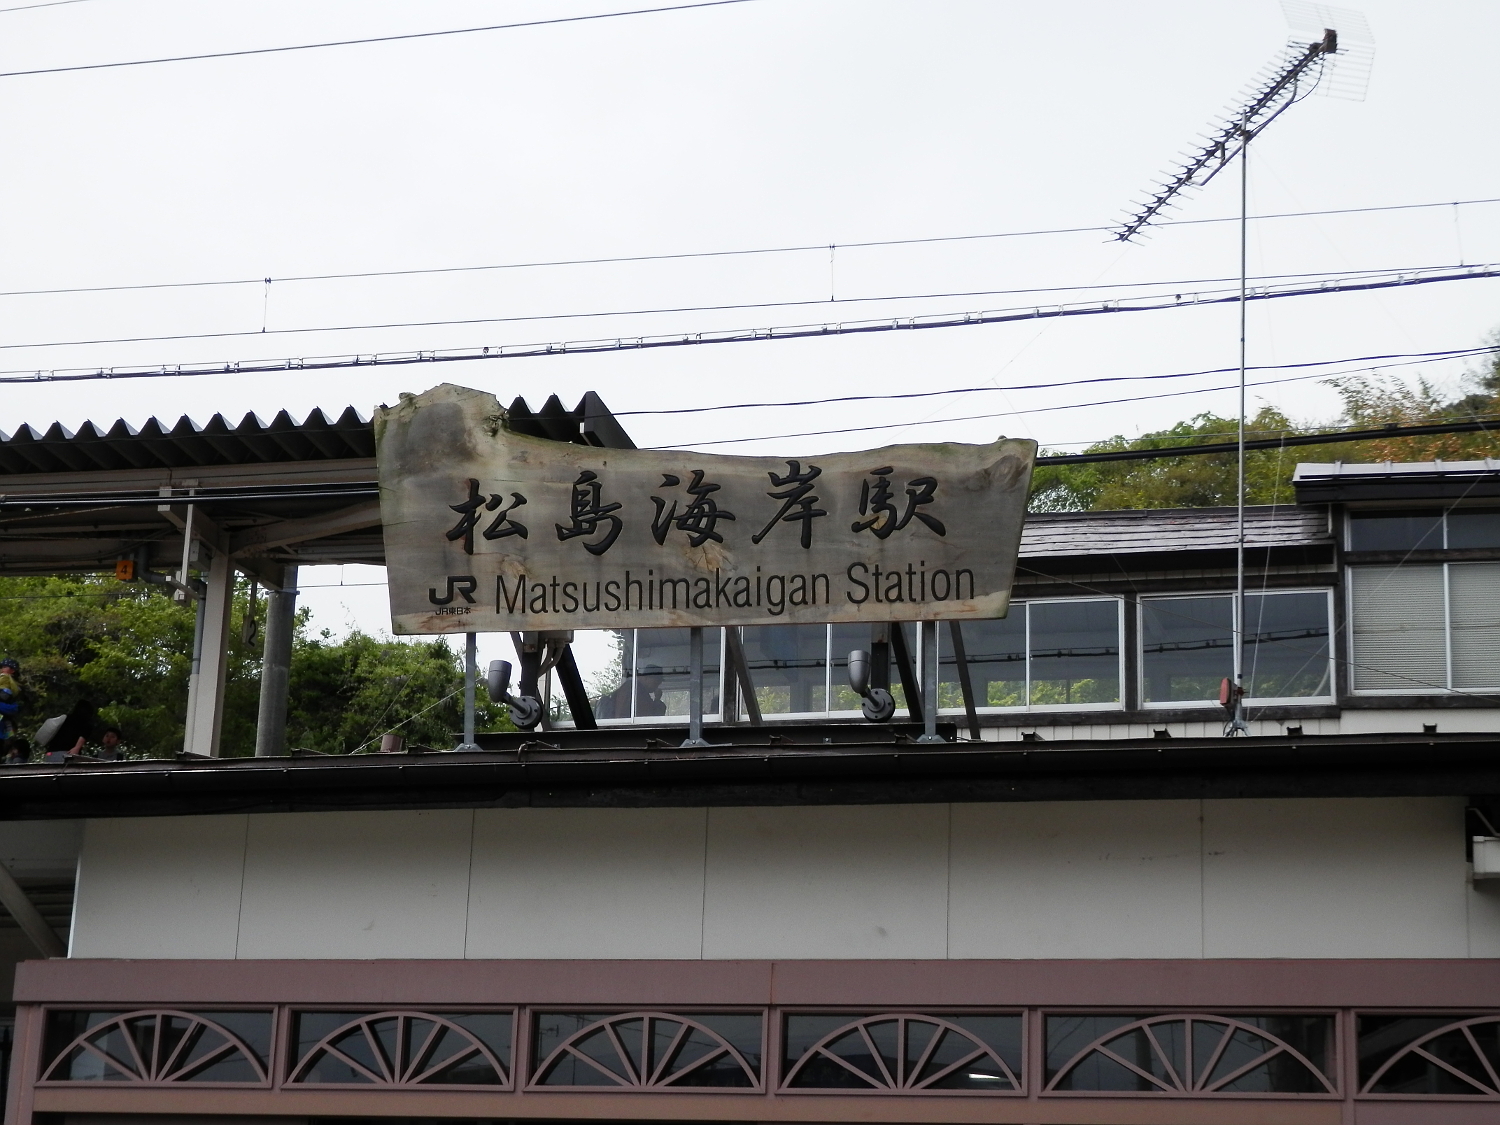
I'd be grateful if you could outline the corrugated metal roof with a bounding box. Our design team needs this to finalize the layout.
[1020,505,1330,558]
[0,408,374,475]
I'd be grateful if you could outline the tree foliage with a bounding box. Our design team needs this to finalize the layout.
[0,575,507,758]
[1030,350,1500,513]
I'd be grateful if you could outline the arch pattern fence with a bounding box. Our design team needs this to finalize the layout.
[31,1005,1500,1102]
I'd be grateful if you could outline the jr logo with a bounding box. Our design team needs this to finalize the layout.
[429,575,478,605]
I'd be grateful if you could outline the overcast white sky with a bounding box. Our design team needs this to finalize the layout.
[4,0,1498,673]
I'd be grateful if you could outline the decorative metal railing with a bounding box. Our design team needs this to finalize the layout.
[30,1005,1500,1101]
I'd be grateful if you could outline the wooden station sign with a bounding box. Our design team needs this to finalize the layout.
[377,384,1036,634]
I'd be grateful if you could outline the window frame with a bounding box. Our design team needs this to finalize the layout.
[1345,507,1500,553]
[1346,561,1500,696]
[1137,588,1336,709]
[590,628,728,725]
[936,596,1127,716]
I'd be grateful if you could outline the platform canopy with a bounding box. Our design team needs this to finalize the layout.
[0,393,629,757]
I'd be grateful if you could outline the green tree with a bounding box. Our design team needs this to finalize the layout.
[1031,353,1500,512]
[283,626,508,754]
[0,574,510,758]
[1029,406,1304,512]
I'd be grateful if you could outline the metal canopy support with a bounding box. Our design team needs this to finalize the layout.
[254,565,298,757]
[553,646,597,730]
[890,623,923,724]
[183,550,234,757]
[947,620,981,740]
[0,862,63,958]
[725,627,761,726]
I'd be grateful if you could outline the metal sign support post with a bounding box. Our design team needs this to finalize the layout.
[917,619,946,744]
[682,626,710,749]
[457,631,481,752]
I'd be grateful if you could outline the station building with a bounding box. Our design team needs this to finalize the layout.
[0,401,1496,1125]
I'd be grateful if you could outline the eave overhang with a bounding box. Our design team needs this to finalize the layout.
[0,730,1494,820]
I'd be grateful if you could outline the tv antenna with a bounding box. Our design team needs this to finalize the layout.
[1111,3,1372,736]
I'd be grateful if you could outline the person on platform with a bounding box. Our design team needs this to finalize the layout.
[0,658,22,754]
[595,664,666,720]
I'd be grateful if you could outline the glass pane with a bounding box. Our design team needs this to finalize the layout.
[1349,565,1447,691]
[739,624,828,715]
[633,628,721,718]
[199,1012,272,1070]
[1348,512,1443,551]
[1447,509,1500,549]
[589,630,635,719]
[1028,600,1120,706]
[1235,1016,1335,1089]
[533,1012,613,1074]
[937,621,1018,711]
[1245,592,1332,699]
[828,624,869,712]
[1450,563,1500,690]
[43,1011,120,1079]
[445,1013,511,1073]
[1358,1015,1452,1084]
[950,1014,1023,1078]
[784,1014,856,1083]
[1046,1015,1141,1082]
[1140,596,1232,704]
[694,1013,762,1072]
[951,616,1026,708]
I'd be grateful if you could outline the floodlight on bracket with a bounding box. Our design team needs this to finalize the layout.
[486,659,543,730]
[846,650,896,723]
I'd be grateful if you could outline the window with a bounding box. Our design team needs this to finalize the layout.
[1349,563,1500,692]
[530,1011,762,1089]
[1348,508,1500,551]
[1358,1014,1500,1096]
[1044,1013,1336,1095]
[781,1012,1023,1092]
[1139,591,1333,706]
[739,624,832,717]
[591,628,723,722]
[940,599,1123,711]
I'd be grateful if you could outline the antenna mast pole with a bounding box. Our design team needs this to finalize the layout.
[1112,23,1349,736]
[1231,116,1250,735]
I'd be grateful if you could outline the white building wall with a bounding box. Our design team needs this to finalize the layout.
[68,796,1500,960]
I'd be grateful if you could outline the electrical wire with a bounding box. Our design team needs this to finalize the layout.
[616,345,1499,417]
[0,0,99,12]
[5,263,1498,385]
[656,361,1500,448]
[5,197,1499,300]
[0,0,761,78]
[0,262,1476,355]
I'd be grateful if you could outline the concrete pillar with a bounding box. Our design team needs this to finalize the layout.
[182,551,234,757]
[255,566,298,757]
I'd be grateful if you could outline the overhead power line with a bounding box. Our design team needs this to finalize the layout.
[0,0,760,78]
[1035,418,1500,466]
[615,345,1499,417]
[660,350,1500,447]
[5,262,1496,387]
[0,0,99,12]
[5,196,1498,300]
[0,262,1476,355]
